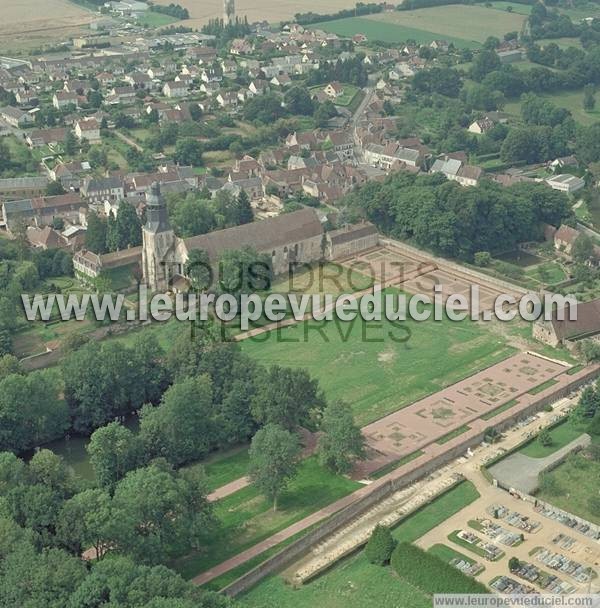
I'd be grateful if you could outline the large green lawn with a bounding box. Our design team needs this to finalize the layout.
[241,481,480,608]
[173,457,361,580]
[313,5,525,48]
[506,89,600,126]
[241,291,513,426]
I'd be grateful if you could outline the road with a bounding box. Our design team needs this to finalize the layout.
[349,87,374,129]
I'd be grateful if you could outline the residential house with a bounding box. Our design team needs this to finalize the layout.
[75,118,101,143]
[53,91,78,109]
[81,176,124,204]
[324,81,344,99]
[0,105,33,127]
[163,81,188,98]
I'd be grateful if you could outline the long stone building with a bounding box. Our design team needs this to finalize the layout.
[142,182,377,292]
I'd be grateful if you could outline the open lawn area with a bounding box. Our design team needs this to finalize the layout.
[505,89,600,126]
[313,5,525,48]
[240,553,431,608]
[136,11,180,27]
[519,420,588,458]
[172,457,361,580]
[535,452,600,525]
[241,290,514,426]
[241,481,479,607]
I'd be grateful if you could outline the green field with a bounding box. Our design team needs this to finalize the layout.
[506,89,600,126]
[536,452,600,525]
[241,290,514,426]
[173,457,361,580]
[313,5,525,48]
[136,11,180,27]
[519,420,587,458]
[241,480,479,608]
[488,2,532,15]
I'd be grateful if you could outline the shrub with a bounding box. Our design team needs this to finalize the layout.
[365,525,396,566]
[390,543,488,594]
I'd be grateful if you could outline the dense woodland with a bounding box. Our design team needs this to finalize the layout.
[341,172,572,259]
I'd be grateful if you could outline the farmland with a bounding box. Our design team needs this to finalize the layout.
[0,0,96,52]
[311,5,527,48]
[241,290,514,426]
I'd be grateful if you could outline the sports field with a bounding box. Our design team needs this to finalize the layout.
[241,289,514,426]
[312,5,526,48]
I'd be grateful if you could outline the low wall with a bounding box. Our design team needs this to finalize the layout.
[379,237,530,297]
[220,364,600,598]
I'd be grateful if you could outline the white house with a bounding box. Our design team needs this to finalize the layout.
[545,174,585,194]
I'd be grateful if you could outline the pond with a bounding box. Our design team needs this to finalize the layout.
[29,415,140,481]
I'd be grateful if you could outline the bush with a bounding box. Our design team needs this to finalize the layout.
[390,543,488,594]
[364,525,396,566]
[474,251,491,267]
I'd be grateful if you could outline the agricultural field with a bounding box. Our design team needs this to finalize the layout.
[241,481,480,608]
[241,290,514,426]
[156,0,360,26]
[312,5,526,48]
[0,0,97,53]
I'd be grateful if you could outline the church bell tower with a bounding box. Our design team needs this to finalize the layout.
[142,182,176,292]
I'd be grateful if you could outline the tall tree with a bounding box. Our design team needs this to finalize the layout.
[251,366,325,430]
[88,422,140,489]
[248,424,301,510]
[85,212,108,254]
[318,400,365,474]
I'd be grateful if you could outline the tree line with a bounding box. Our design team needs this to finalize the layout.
[340,170,572,260]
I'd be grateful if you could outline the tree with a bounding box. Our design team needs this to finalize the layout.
[470,50,501,82]
[64,131,78,156]
[110,201,142,251]
[538,429,553,447]
[185,248,212,292]
[572,234,594,263]
[284,86,314,115]
[219,246,272,297]
[235,189,254,225]
[0,370,68,453]
[110,462,213,563]
[85,212,108,254]
[365,524,396,565]
[0,354,21,380]
[508,557,521,572]
[169,193,216,238]
[46,181,66,196]
[588,494,600,518]
[474,251,491,267]
[248,424,301,510]
[88,422,140,489]
[251,365,325,430]
[0,543,86,608]
[174,138,204,166]
[57,488,112,557]
[318,400,365,474]
[139,375,216,466]
[584,84,596,112]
